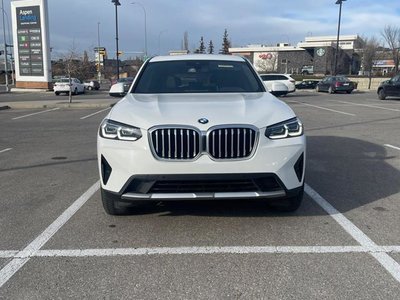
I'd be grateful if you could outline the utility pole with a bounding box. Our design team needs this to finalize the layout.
[334,0,347,75]
[1,0,9,92]
[97,22,101,83]
[112,0,121,79]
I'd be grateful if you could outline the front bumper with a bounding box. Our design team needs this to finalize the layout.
[98,131,306,199]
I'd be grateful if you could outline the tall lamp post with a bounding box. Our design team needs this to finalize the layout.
[112,0,121,79]
[132,2,147,58]
[97,22,101,83]
[1,0,9,91]
[334,0,346,75]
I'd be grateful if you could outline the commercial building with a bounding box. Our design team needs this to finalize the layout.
[229,35,365,75]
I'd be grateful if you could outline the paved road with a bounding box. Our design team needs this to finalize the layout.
[0,90,400,298]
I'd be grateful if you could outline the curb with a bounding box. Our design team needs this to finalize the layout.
[2,102,116,109]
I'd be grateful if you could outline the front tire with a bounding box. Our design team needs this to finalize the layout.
[268,186,304,212]
[316,86,320,93]
[101,188,127,215]
[378,89,386,100]
[55,92,60,96]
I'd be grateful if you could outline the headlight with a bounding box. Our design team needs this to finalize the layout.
[265,117,303,139]
[100,119,142,141]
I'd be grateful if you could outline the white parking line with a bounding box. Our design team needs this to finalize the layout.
[291,101,356,116]
[334,100,400,113]
[0,251,19,258]
[12,108,60,120]
[384,144,400,151]
[305,184,400,283]
[31,245,400,257]
[80,107,111,120]
[0,148,12,154]
[0,181,100,288]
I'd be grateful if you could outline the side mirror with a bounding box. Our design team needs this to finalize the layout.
[109,82,127,97]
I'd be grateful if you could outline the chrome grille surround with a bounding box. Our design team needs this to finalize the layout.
[149,125,259,161]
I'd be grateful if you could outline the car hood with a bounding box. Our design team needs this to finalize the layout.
[107,92,297,130]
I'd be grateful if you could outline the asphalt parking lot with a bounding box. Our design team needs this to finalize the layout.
[0,90,400,299]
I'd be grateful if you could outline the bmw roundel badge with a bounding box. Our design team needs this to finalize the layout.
[198,118,209,124]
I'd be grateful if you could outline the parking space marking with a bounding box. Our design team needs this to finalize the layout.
[0,181,100,288]
[334,100,400,113]
[80,107,111,120]
[384,144,400,151]
[291,101,356,116]
[12,108,60,120]
[0,251,19,258]
[305,184,400,283]
[30,245,400,257]
[0,148,12,154]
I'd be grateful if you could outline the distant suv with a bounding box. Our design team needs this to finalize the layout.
[301,65,314,75]
[377,75,400,100]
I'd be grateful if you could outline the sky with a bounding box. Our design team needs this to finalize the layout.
[3,0,400,60]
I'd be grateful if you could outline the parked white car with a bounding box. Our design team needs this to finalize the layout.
[260,74,296,94]
[53,78,85,95]
[98,55,306,215]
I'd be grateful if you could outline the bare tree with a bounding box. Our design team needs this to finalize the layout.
[362,36,380,89]
[63,45,83,103]
[381,25,400,73]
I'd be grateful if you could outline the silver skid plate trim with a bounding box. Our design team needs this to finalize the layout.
[121,190,286,201]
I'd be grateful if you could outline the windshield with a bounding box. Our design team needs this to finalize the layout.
[133,60,264,93]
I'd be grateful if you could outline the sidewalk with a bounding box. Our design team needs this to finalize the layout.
[0,98,118,110]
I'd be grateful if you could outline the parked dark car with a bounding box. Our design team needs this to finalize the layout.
[316,76,354,94]
[84,80,100,90]
[377,75,400,100]
[295,80,319,89]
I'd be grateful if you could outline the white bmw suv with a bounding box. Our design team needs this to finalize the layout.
[98,55,305,215]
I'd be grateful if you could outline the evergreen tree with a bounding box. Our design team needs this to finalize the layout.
[199,36,206,54]
[208,40,214,54]
[220,29,231,54]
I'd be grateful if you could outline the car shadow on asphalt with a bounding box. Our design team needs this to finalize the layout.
[305,135,400,213]
[118,135,400,217]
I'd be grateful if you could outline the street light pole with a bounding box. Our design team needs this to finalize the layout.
[112,0,121,79]
[97,22,101,83]
[1,0,9,92]
[132,2,147,58]
[334,0,346,75]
